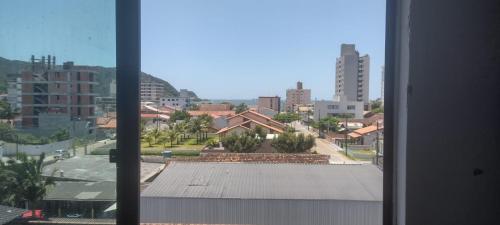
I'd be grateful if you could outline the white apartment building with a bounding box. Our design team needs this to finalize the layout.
[160,97,189,109]
[285,81,311,112]
[313,95,364,120]
[140,82,165,102]
[335,44,370,110]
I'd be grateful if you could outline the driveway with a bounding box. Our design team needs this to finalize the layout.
[291,121,363,164]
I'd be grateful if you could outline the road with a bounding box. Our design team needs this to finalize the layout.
[291,121,362,164]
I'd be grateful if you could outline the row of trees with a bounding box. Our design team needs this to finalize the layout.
[273,112,301,123]
[0,153,53,214]
[142,113,214,147]
[221,126,316,153]
[0,123,71,145]
[312,116,340,132]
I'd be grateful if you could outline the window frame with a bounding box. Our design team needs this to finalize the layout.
[116,0,141,224]
[113,0,397,224]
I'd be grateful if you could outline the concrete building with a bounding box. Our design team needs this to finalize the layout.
[159,97,189,109]
[141,162,382,225]
[6,73,22,110]
[20,56,97,130]
[141,81,165,102]
[257,96,281,112]
[335,44,370,110]
[314,95,364,120]
[285,81,311,112]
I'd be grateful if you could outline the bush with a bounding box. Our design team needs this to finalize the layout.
[271,132,315,153]
[221,132,259,153]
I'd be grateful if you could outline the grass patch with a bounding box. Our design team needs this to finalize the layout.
[141,135,218,151]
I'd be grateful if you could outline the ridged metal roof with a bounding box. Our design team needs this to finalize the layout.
[142,162,382,201]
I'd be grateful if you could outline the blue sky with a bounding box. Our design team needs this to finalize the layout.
[142,0,386,100]
[0,0,116,67]
[0,0,385,100]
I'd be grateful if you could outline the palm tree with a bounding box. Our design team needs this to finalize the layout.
[188,118,202,144]
[6,153,54,212]
[198,114,213,140]
[166,129,179,147]
[0,161,17,206]
[144,130,156,147]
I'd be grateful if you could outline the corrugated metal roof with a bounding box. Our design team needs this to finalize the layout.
[44,181,116,201]
[142,162,382,201]
[0,205,25,225]
[43,156,164,182]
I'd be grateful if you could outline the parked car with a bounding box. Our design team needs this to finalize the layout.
[54,149,70,159]
[19,210,46,221]
[66,213,82,218]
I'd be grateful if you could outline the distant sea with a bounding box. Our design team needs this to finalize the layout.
[206,99,286,110]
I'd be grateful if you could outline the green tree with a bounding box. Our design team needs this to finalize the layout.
[370,99,384,113]
[0,101,19,124]
[221,132,259,153]
[165,129,179,147]
[143,130,156,147]
[271,132,315,153]
[169,110,191,123]
[234,103,248,114]
[0,153,54,211]
[188,118,203,144]
[198,114,213,140]
[313,116,339,132]
[50,129,70,142]
[273,112,301,123]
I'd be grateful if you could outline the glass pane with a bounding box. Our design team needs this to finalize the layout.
[0,0,116,223]
[140,0,385,225]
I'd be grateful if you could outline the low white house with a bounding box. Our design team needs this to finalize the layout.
[314,95,364,120]
[160,97,189,109]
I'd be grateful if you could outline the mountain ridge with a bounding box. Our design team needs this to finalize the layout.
[0,57,198,99]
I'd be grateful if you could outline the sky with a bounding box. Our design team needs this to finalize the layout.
[0,0,385,100]
[142,0,386,100]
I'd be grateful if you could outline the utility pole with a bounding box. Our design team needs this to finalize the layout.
[156,102,160,130]
[344,115,348,156]
[318,108,322,138]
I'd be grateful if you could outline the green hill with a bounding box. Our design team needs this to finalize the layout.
[0,57,196,99]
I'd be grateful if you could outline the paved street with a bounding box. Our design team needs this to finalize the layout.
[291,122,363,164]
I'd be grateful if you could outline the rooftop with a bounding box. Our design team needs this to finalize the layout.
[44,181,116,201]
[142,162,382,201]
[0,205,25,225]
[43,155,164,182]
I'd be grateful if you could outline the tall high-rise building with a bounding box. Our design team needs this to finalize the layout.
[335,44,370,110]
[21,56,97,129]
[286,81,311,112]
[258,96,281,112]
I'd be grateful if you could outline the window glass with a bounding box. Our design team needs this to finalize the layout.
[0,0,116,223]
[140,0,385,224]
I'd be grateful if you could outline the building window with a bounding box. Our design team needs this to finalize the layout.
[347,105,356,110]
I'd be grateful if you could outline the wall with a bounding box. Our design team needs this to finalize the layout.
[1,139,72,156]
[398,1,500,225]
[141,198,382,225]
